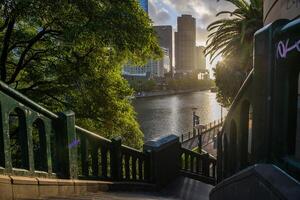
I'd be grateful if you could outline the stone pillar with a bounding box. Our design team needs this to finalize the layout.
[56,111,78,179]
[143,134,180,189]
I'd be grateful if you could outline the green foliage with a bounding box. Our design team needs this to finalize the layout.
[167,77,214,91]
[206,0,263,107]
[213,59,246,108]
[0,0,162,149]
[129,79,157,92]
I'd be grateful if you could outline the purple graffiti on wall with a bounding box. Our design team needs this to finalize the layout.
[277,39,300,59]
[68,139,80,148]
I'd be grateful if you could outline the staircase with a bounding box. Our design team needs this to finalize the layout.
[1,65,299,200]
[0,80,216,200]
[41,177,213,200]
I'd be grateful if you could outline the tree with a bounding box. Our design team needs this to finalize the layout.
[213,58,246,107]
[0,0,162,148]
[206,0,263,107]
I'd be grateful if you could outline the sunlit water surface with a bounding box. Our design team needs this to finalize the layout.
[133,91,227,142]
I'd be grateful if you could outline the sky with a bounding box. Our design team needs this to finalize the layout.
[148,0,236,72]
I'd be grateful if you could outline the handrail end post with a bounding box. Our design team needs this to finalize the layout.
[111,136,122,181]
[56,111,78,179]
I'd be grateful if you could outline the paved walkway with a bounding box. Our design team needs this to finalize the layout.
[45,177,213,200]
[181,127,219,157]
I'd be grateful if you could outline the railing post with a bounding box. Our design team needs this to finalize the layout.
[111,137,122,181]
[198,130,202,153]
[203,153,210,177]
[144,135,180,188]
[56,111,78,179]
[1,109,12,172]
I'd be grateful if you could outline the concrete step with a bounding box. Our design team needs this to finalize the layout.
[41,177,213,200]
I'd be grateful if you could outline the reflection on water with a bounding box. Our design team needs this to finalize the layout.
[133,91,227,142]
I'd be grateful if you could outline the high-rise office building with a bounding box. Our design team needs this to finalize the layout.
[123,47,170,78]
[154,26,173,75]
[175,15,196,74]
[196,46,206,72]
[158,48,171,77]
[139,0,148,13]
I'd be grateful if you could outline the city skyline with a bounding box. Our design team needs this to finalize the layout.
[148,0,235,74]
[148,0,235,46]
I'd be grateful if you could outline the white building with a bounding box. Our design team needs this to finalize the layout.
[123,47,170,78]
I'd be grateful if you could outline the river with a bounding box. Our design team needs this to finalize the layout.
[133,90,227,142]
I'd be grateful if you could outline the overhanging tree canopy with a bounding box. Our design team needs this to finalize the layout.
[0,0,162,148]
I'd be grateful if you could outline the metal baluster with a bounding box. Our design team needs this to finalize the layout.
[132,156,137,180]
[190,155,194,173]
[101,146,108,178]
[185,152,189,171]
[203,153,210,176]
[81,136,88,177]
[125,154,130,180]
[196,156,200,174]
[91,143,99,177]
[138,158,143,180]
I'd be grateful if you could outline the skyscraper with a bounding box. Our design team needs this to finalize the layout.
[139,0,148,13]
[175,15,196,75]
[154,26,173,75]
[196,46,206,72]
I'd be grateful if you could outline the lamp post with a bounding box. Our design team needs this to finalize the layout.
[220,105,223,123]
[192,107,200,131]
[192,107,203,152]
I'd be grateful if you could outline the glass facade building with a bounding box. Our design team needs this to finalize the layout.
[139,0,148,13]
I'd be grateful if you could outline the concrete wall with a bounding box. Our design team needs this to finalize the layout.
[264,0,300,25]
[211,164,300,200]
[297,75,300,159]
[219,19,300,181]
[0,175,110,200]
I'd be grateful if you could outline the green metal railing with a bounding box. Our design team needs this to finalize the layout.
[0,80,216,185]
[76,126,150,182]
[0,80,150,182]
[180,119,223,143]
[0,81,57,178]
[180,148,217,185]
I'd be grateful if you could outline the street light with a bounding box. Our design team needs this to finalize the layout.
[192,108,199,128]
[220,105,223,123]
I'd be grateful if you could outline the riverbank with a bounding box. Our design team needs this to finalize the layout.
[135,89,210,98]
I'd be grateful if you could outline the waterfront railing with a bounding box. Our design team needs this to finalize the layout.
[0,80,216,185]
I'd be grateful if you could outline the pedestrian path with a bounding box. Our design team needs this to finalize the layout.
[181,125,220,157]
[44,177,213,200]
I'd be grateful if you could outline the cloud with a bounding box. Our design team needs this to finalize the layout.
[196,26,209,46]
[149,1,171,24]
[149,0,236,44]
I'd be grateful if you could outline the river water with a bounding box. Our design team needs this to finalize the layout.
[133,91,227,142]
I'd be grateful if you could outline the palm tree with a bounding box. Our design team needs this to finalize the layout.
[205,0,263,71]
